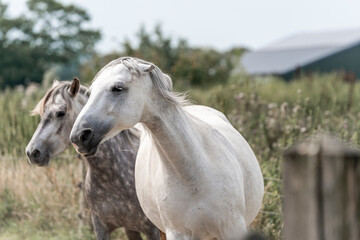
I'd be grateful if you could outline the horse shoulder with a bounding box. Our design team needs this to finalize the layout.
[183,105,246,153]
[183,104,264,225]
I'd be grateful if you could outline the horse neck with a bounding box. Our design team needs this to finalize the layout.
[85,134,119,168]
[142,102,204,183]
[72,91,88,114]
[85,130,138,181]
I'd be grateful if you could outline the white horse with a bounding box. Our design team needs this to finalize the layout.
[70,57,264,240]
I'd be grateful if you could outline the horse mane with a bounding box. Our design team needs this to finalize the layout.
[31,81,89,116]
[94,57,189,106]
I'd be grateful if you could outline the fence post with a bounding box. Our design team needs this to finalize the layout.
[283,134,360,240]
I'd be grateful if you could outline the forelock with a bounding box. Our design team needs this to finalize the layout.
[92,57,143,83]
[92,57,188,106]
[31,81,88,116]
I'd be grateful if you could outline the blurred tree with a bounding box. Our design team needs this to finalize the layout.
[0,0,100,88]
[123,25,185,73]
[80,52,121,83]
[172,48,232,86]
[81,25,245,88]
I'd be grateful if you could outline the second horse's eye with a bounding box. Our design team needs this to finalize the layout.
[112,85,123,92]
[56,111,66,117]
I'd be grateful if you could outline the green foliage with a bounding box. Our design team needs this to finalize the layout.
[0,0,100,89]
[123,25,182,72]
[80,25,244,87]
[172,48,229,86]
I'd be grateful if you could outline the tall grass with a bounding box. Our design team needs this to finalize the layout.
[1,73,360,239]
[0,86,43,156]
[0,156,94,240]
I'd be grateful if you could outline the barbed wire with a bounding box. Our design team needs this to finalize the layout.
[0,150,133,161]
[259,210,282,216]
[264,192,283,198]
[0,155,79,161]
[263,177,281,182]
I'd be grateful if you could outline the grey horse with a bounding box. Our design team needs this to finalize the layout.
[25,78,160,240]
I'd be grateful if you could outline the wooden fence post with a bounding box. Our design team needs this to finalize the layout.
[283,134,360,240]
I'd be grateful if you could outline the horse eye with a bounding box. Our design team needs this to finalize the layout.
[112,85,123,92]
[56,111,66,117]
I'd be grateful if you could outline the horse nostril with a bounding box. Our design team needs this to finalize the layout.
[26,150,30,158]
[31,149,41,160]
[79,129,93,144]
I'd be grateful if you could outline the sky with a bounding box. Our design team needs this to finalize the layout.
[4,0,360,53]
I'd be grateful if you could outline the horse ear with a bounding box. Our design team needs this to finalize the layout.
[145,65,155,72]
[69,77,80,97]
[139,63,155,73]
[52,79,60,87]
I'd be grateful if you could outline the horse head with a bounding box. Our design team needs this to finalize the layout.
[70,57,169,156]
[26,77,88,166]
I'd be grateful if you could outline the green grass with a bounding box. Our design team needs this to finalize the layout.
[1,73,360,239]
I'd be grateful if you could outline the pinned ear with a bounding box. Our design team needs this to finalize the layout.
[144,65,155,72]
[52,79,60,87]
[69,77,80,97]
[138,62,155,73]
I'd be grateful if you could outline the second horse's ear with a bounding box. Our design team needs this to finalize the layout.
[69,77,80,97]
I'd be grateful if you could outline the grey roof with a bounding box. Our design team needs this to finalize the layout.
[241,29,360,75]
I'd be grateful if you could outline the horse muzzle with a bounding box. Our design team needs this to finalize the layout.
[70,128,99,157]
[26,146,50,166]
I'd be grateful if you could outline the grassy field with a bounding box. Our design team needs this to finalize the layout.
[1,73,360,239]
